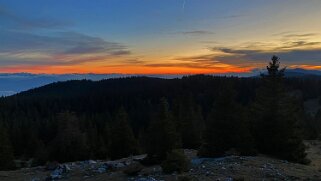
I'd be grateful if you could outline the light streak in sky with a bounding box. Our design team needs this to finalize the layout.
[182,0,186,12]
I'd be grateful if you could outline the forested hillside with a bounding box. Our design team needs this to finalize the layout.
[0,57,321,170]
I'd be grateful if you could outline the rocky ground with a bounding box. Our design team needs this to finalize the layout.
[1,140,321,181]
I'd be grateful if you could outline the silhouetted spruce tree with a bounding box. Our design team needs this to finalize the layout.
[0,123,15,170]
[252,56,307,163]
[102,121,111,157]
[177,95,202,149]
[109,107,139,160]
[84,113,112,159]
[86,121,108,159]
[145,98,180,163]
[25,127,41,158]
[49,112,89,162]
[199,83,255,157]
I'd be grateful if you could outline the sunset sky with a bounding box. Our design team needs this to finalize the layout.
[0,0,321,74]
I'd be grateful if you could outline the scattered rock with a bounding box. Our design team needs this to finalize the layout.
[106,160,126,169]
[96,164,108,173]
[87,160,97,164]
[2,144,321,180]
[50,168,63,179]
[133,154,147,162]
[48,163,72,180]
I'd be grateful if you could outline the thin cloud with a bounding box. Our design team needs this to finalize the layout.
[211,47,321,64]
[0,6,71,29]
[177,30,215,36]
[173,54,219,64]
[170,39,321,70]
[273,32,318,39]
[283,33,318,38]
[110,50,132,56]
[280,41,321,49]
[144,62,234,69]
[0,30,132,66]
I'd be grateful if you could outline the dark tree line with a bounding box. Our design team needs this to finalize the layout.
[0,56,321,169]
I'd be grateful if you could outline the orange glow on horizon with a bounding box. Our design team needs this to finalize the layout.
[289,65,321,70]
[0,64,254,75]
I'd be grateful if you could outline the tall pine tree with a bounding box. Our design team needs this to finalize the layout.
[176,95,202,149]
[144,98,180,163]
[49,112,89,162]
[252,56,307,163]
[199,83,255,157]
[109,107,139,160]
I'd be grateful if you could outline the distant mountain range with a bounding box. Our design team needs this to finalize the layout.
[284,68,321,77]
[0,69,320,96]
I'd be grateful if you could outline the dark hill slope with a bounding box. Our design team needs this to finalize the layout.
[2,75,321,115]
[0,75,320,164]
[7,76,256,113]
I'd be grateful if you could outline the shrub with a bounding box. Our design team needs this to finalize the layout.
[161,149,189,174]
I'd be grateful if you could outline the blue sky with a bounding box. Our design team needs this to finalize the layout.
[0,0,320,74]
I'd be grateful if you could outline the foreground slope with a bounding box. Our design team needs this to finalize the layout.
[0,140,321,181]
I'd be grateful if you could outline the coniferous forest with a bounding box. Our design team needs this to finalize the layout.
[0,57,321,170]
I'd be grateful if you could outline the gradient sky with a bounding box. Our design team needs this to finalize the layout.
[0,0,321,74]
